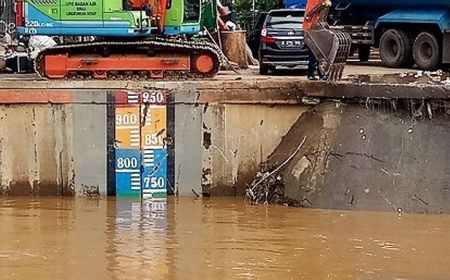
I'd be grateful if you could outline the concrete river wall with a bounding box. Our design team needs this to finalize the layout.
[1,74,450,213]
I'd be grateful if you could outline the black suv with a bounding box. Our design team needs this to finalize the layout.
[259,9,309,75]
[248,12,268,59]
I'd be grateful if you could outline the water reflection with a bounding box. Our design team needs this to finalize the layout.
[1,197,450,280]
[107,199,169,280]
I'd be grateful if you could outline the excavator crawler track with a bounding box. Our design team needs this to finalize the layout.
[35,37,222,80]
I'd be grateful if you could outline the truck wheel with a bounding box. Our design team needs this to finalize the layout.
[349,45,357,57]
[358,45,371,62]
[413,32,441,70]
[379,29,412,67]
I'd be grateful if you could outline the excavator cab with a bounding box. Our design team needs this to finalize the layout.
[304,0,351,81]
[164,0,202,35]
[126,0,205,35]
[15,0,203,37]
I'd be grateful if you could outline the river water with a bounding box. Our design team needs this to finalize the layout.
[1,197,449,280]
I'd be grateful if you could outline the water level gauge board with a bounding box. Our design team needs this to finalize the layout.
[114,90,168,198]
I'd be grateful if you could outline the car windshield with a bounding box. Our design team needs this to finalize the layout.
[267,11,304,28]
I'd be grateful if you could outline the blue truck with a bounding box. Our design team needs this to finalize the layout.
[284,0,306,9]
[286,0,450,70]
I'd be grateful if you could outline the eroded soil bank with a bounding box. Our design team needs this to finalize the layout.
[265,100,450,213]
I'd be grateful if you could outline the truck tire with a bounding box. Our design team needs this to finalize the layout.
[413,32,441,70]
[358,45,371,62]
[379,29,412,68]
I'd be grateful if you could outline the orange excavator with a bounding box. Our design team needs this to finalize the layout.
[303,0,352,81]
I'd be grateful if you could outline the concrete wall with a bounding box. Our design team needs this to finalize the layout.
[170,84,309,197]
[2,77,450,215]
[0,104,74,195]
[201,104,306,196]
[169,80,450,213]
[0,78,307,197]
[0,90,108,196]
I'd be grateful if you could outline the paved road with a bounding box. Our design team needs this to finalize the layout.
[0,60,420,84]
[216,59,416,81]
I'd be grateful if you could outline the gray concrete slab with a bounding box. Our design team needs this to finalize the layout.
[72,102,108,196]
[174,104,203,197]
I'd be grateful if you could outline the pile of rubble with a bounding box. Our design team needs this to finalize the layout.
[245,162,285,205]
[245,137,307,207]
[245,162,303,207]
[0,32,56,73]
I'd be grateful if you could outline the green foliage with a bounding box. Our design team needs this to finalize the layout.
[229,0,283,35]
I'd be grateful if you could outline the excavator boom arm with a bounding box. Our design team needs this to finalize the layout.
[304,0,331,32]
[303,0,351,81]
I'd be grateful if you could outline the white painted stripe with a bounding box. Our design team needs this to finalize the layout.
[143,154,155,157]
[116,169,140,173]
[143,145,165,149]
[116,126,139,130]
[142,189,165,193]
[149,105,166,109]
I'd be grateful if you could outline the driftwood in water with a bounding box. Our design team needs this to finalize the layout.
[246,137,307,206]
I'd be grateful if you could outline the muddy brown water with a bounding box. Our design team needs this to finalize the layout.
[1,197,449,280]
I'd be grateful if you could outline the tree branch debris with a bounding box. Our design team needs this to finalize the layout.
[245,137,307,206]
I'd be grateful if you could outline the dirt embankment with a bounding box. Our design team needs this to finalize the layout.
[264,100,450,214]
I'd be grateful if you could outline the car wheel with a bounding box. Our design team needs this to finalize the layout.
[413,31,441,70]
[379,29,413,68]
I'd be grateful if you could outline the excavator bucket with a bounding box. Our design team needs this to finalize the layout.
[305,26,352,81]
